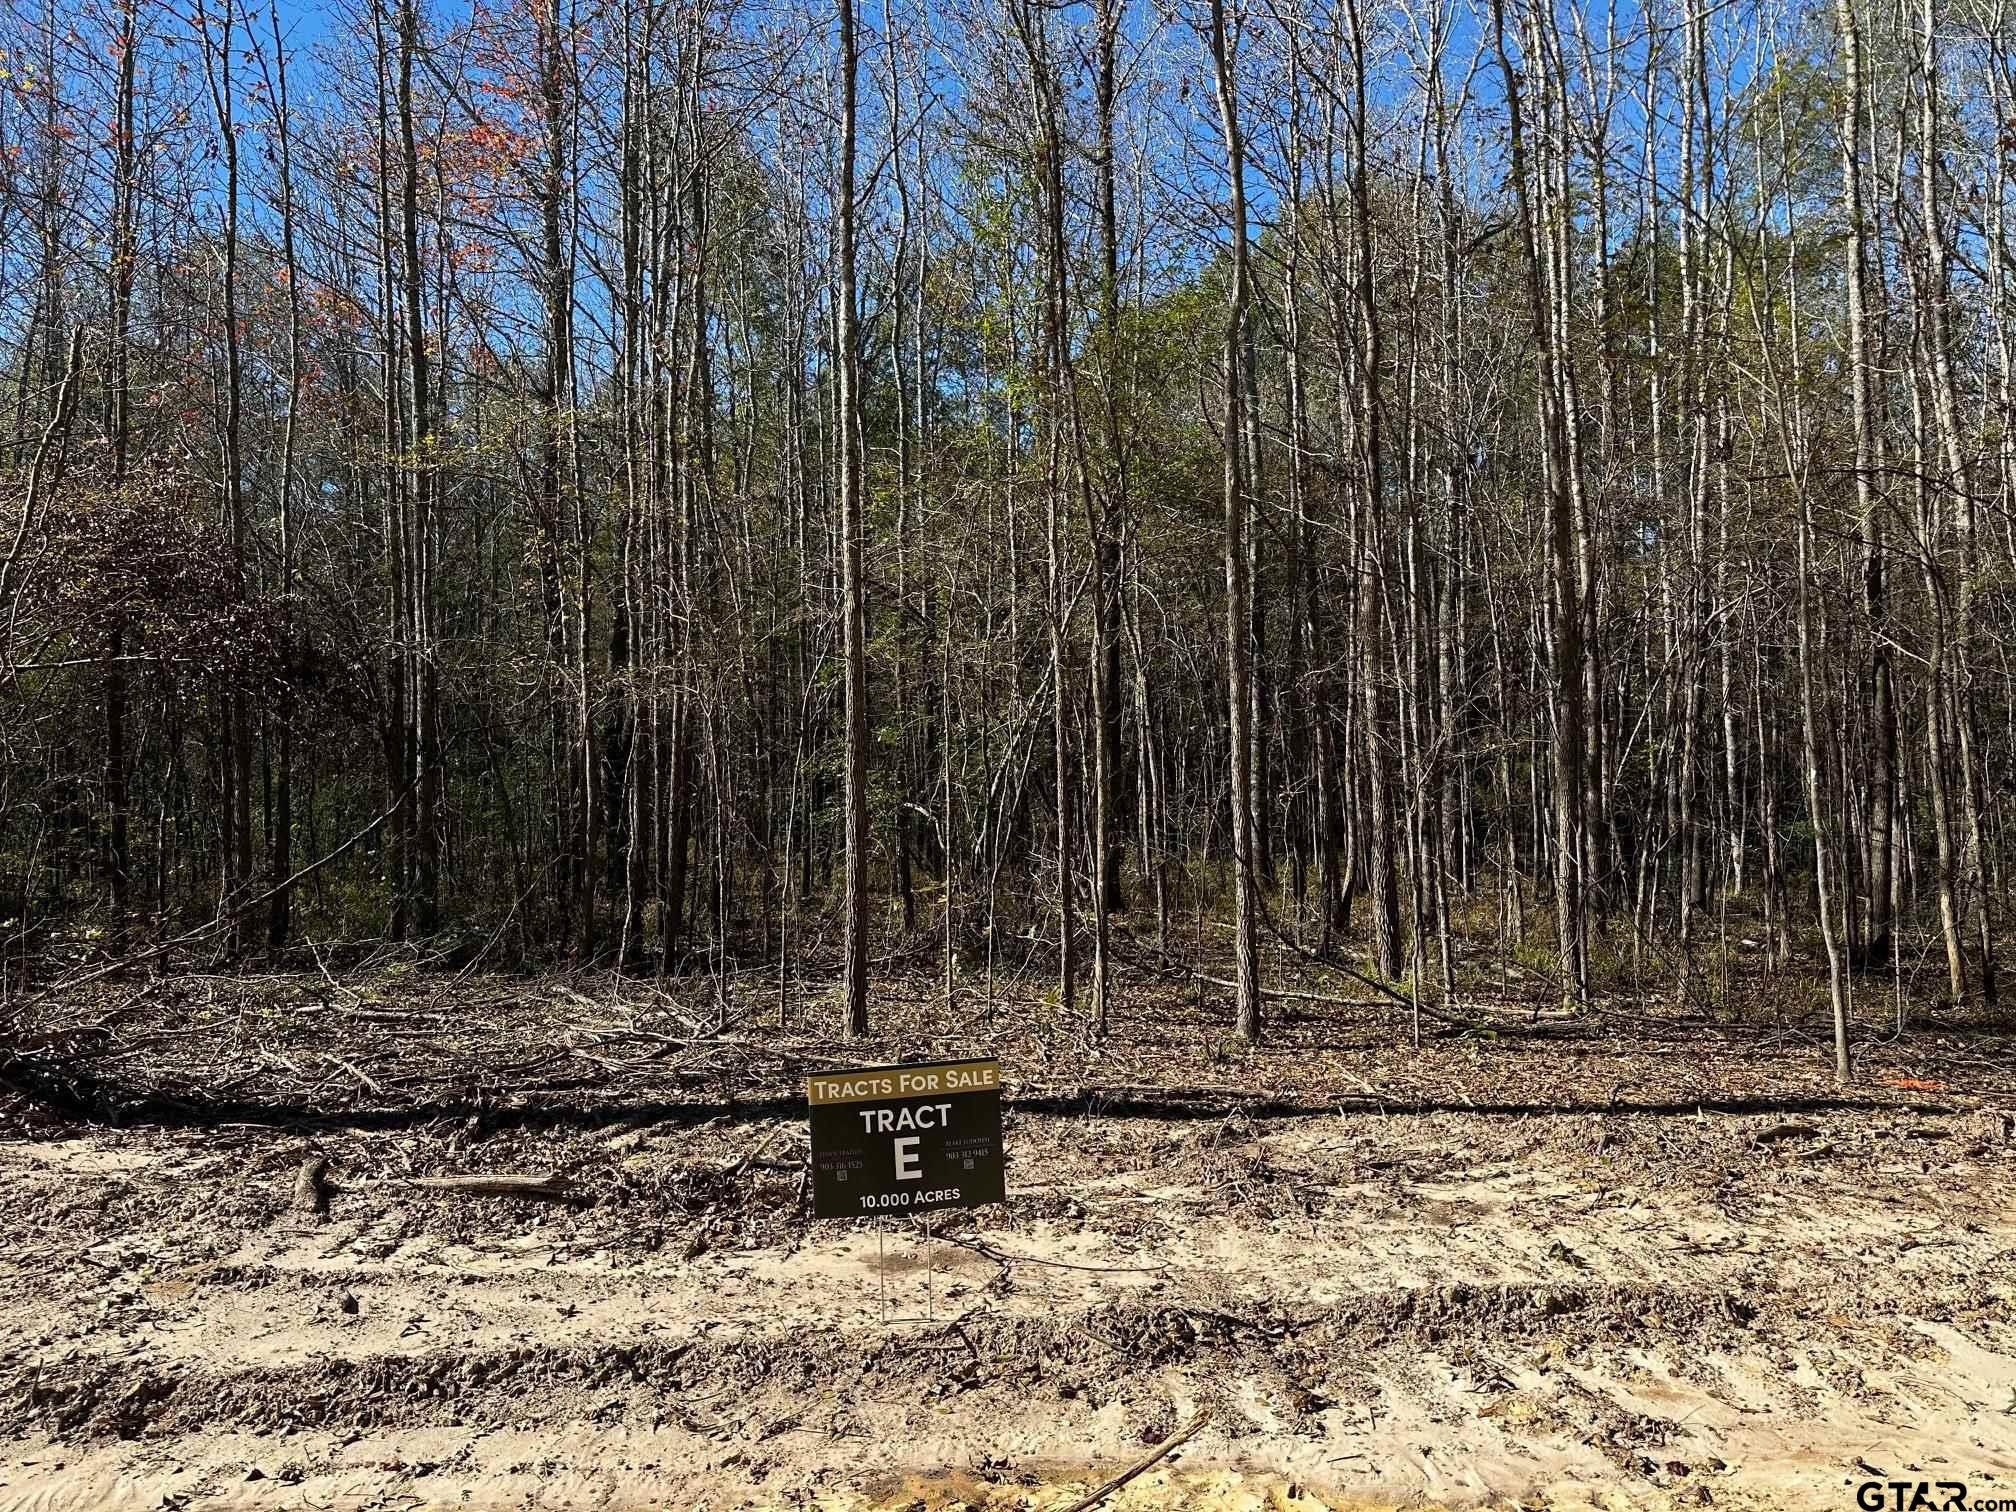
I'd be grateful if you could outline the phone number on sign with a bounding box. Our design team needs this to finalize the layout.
[857,1188,961,1211]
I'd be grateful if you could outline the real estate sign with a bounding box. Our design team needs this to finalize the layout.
[805,1059,1005,1219]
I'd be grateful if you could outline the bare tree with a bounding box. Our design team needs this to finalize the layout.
[1207,0,1262,1042]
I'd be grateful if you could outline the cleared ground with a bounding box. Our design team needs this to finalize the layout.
[2,965,2012,1510]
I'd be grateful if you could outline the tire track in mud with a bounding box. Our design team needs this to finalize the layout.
[5,1281,1762,1442]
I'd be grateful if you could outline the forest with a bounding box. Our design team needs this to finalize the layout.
[3,0,2015,1072]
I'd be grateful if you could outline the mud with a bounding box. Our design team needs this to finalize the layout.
[2,976,2013,1510]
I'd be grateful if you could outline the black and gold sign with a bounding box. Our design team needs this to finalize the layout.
[805,1059,1005,1219]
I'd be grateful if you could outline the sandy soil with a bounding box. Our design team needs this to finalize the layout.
[2,973,2014,1510]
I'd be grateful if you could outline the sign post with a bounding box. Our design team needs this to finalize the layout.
[805,1058,1005,1322]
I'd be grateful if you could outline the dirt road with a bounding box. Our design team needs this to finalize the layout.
[4,1086,2013,1510]
[5,972,2015,1510]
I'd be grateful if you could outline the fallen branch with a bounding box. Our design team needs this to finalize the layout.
[591,1029,864,1069]
[1058,1408,1212,1512]
[23,780,418,1002]
[407,1172,587,1204]
[324,1055,384,1096]
[725,1125,787,1178]
[1223,910,1496,1032]
[1190,974,1387,1010]
[1033,1081,1366,1110]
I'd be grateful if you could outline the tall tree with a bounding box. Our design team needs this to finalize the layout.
[1207,0,1262,1042]
[837,0,870,1036]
